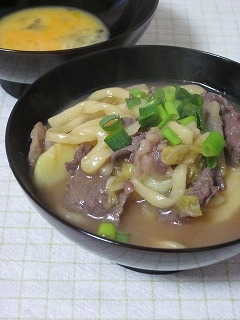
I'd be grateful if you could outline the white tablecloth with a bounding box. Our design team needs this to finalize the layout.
[1,1,240,319]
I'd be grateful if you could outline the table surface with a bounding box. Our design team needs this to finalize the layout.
[1,1,240,319]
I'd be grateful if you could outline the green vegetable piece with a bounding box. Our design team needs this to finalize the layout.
[129,88,150,101]
[115,231,129,243]
[97,222,117,240]
[175,85,192,100]
[202,131,226,157]
[177,195,202,217]
[158,114,178,129]
[138,98,161,128]
[177,100,205,130]
[205,156,218,169]
[104,128,132,151]
[100,114,122,132]
[191,93,203,107]
[158,103,168,120]
[164,86,176,102]
[162,127,182,145]
[126,97,141,109]
[164,100,180,119]
[152,87,165,104]
[178,115,197,125]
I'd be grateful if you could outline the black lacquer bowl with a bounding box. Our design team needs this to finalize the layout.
[0,0,158,97]
[6,46,240,273]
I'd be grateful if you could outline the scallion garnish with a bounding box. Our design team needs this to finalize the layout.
[164,86,176,102]
[164,100,180,119]
[99,114,122,132]
[177,100,205,131]
[115,231,129,243]
[205,156,218,169]
[162,127,182,145]
[178,115,197,125]
[97,223,129,243]
[138,99,161,129]
[152,88,165,103]
[129,88,150,101]
[104,127,132,152]
[201,131,226,157]
[175,85,192,100]
[126,97,141,109]
[97,222,117,240]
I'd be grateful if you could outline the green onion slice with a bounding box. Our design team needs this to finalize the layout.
[178,115,197,125]
[126,97,141,109]
[152,87,165,104]
[162,127,182,145]
[164,86,176,102]
[202,131,226,157]
[138,98,161,129]
[97,222,117,240]
[104,128,132,152]
[205,156,218,169]
[115,231,129,243]
[129,88,150,101]
[100,114,122,132]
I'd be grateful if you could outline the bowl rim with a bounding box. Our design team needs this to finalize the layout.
[0,0,159,54]
[5,44,240,253]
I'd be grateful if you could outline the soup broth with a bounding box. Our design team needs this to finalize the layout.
[0,6,109,51]
[29,83,240,249]
[40,165,240,248]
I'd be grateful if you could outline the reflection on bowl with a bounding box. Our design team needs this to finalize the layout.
[0,0,158,97]
[6,45,240,274]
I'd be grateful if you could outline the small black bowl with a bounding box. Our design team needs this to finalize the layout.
[0,0,158,98]
[5,45,240,273]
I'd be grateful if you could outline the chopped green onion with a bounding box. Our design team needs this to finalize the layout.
[129,88,150,101]
[164,86,176,102]
[205,156,218,169]
[126,97,141,109]
[115,231,129,243]
[152,88,165,103]
[174,85,192,100]
[138,99,161,129]
[164,100,180,119]
[177,101,205,131]
[191,93,203,108]
[162,127,182,145]
[100,114,122,132]
[97,222,117,240]
[104,128,132,151]
[202,131,226,157]
[158,103,168,120]
[178,115,197,125]
[158,114,174,129]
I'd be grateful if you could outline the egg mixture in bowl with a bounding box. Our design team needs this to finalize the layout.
[0,6,109,51]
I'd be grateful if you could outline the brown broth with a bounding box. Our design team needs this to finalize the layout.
[38,165,240,248]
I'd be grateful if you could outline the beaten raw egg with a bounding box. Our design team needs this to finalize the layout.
[0,6,110,51]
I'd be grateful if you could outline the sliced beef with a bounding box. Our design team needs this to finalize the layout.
[202,92,240,167]
[65,142,93,175]
[220,101,240,167]
[134,127,167,179]
[28,121,47,167]
[186,167,219,205]
[111,132,145,168]
[202,92,223,134]
[64,143,133,224]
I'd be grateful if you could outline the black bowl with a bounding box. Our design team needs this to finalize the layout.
[6,45,240,274]
[0,0,158,98]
